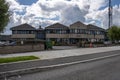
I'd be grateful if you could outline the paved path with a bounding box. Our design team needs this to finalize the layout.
[0,46,120,60]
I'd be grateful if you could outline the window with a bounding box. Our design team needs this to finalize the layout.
[46,31,50,33]
[31,31,34,34]
[90,30,95,35]
[70,29,74,33]
[96,31,100,35]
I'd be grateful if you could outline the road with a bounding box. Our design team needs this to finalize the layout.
[4,51,120,80]
[0,50,120,73]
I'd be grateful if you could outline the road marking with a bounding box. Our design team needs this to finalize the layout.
[0,53,120,78]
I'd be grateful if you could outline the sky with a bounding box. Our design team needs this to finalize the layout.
[3,0,120,34]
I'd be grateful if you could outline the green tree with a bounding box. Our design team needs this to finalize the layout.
[108,26,120,42]
[0,0,10,33]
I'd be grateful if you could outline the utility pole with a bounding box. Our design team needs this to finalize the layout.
[108,0,112,29]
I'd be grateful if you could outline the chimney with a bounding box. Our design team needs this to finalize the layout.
[39,25,41,29]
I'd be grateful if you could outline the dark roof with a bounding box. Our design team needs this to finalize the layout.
[45,23,69,29]
[10,23,36,30]
[87,24,105,31]
[70,21,86,27]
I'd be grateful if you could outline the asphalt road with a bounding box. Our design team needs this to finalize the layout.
[0,50,120,73]
[4,51,120,80]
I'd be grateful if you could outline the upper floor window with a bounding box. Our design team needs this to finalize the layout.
[46,29,68,34]
[12,30,17,34]
[13,30,35,34]
[90,30,95,35]
[100,31,104,35]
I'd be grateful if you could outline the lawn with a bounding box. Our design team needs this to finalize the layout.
[0,56,39,64]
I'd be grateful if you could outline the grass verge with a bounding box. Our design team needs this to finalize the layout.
[0,56,39,64]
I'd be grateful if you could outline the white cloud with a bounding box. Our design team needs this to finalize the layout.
[89,0,108,11]
[113,5,120,26]
[3,0,120,34]
[85,4,120,29]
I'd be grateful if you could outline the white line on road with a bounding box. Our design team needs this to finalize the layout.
[0,52,120,77]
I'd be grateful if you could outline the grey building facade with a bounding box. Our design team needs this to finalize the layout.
[69,21,105,44]
[10,23,45,41]
[46,21,106,45]
[45,23,69,45]
[10,21,106,45]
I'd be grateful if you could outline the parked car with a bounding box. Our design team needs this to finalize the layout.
[0,41,6,46]
[4,41,16,46]
[9,42,16,46]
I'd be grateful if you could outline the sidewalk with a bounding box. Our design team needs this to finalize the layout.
[0,46,120,60]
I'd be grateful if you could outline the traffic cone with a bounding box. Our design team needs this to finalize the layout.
[90,43,92,48]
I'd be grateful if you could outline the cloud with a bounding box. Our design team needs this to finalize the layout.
[60,4,87,25]
[113,5,120,26]
[85,4,120,29]
[3,0,120,34]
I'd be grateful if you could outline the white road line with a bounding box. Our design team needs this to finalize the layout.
[0,53,120,76]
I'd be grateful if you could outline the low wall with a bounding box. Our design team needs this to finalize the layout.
[0,44,44,54]
[76,44,105,48]
[85,44,105,47]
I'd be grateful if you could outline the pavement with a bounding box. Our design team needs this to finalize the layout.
[0,46,120,60]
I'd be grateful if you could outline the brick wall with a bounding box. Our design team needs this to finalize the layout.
[0,44,44,54]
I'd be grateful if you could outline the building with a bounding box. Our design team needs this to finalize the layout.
[45,21,105,45]
[11,23,45,41]
[10,23,36,41]
[36,26,45,40]
[69,21,105,44]
[10,21,106,46]
[45,23,69,45]
[87,24,105,42]
[69,21,88,44]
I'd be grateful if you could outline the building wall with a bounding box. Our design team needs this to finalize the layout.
[46,34,69,38]
[0,44,44,54]
[11,34,36,39]
[36,30,45,40]
[69,34,104,39]
[10,23,106,46]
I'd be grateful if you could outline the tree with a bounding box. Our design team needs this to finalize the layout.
[107,26,120,42]
[0,0,10,33]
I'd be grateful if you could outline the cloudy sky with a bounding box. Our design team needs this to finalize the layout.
[4,0,120,34]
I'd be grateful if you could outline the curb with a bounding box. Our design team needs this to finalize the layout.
[0,53,120,79]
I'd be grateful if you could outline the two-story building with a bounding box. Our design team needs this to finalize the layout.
[11,23,46,41]
[10,21,106,46]
[10,23,36,41]
[69,21,88,44]
[69,21,105,44]
[45,22,106,45]
[45,23,69,45]
[87,24,105,42]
